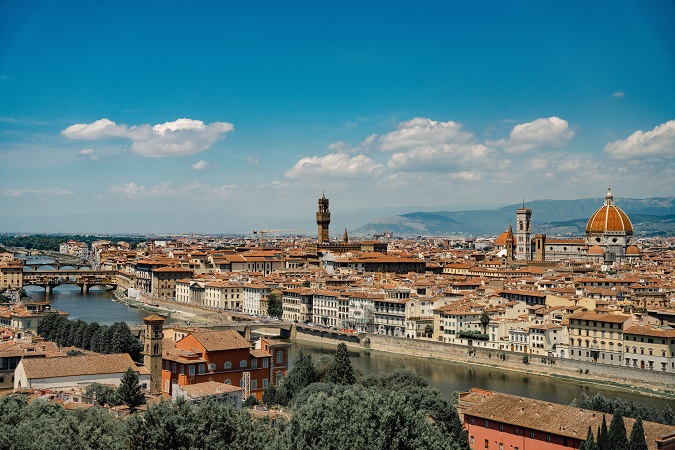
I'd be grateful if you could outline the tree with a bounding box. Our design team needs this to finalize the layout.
[424,324,434,338]
[480,310,491,333]
[267,292,283,318]
[581,426,598,450]
[663,404,675,425]
[628,417,648,450]
[597,415,609,450]
[326,343,356,385]
[85,382,120,406]
[116,367,145,411]
[274,347,317,405]
[608,412,629,450]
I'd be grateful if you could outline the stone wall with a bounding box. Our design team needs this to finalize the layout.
[364,334,675,391]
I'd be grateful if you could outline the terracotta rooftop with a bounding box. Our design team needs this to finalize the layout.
[188,330,252,352]
[20,353,145,379]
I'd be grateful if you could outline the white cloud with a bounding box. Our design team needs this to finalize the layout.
[285,153,384,179]
[604,120,675,160]
[246,155,260,165]
[61,118,234,158]
[491,117,574,153]
[105,181,242,200]
[612,91,625,98]
[386,143,491,172]
[379,118,472,151]
[79,148,100,160]
[0,187,74,198]
[191,160,211,170]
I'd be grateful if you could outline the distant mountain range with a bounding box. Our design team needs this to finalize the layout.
[351,197,675,237]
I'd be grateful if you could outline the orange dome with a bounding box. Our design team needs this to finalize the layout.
[496,231,509,246]
[588,245,604,255]
[585,188,633,235]
[626,245,641,255]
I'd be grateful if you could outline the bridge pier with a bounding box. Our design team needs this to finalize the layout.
[80,284,90,294]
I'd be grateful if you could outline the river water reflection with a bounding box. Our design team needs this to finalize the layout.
[289,341,674,411]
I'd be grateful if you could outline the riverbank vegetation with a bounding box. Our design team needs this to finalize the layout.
[37,313,143,361]
[0,234,148,251]
[571,392,675,426]
[0,343,470,450]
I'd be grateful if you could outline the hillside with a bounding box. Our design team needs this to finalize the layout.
[351,197,675,237]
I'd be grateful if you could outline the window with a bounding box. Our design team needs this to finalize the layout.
[530,430,535,439]
[224,361,232,369]
[484,439,489,448]
[208,363,216,371]
[251,380,257,390]
[263,379,268,388]
[172,362,176,373]
[276,351,284,364]
[180,365,184,375]
[189,365,195,376]
[263,358,269,368]
[514,427,519,436]
[546,433,551,443]
[485,419,489,428]
[165,361,170,370]
[224,379,231,384]
[252,359,257,369]
[499,424,504,432]
[240,360,248,368]
[164,380,169,392]
[198,364,205,374]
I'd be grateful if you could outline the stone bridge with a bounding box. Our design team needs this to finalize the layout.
[22,270,118,294]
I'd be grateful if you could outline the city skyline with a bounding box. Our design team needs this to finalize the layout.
[1,1,674,233]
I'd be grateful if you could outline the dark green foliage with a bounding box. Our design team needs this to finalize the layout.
[480,310,490,333]
[424,324,434,337]
[66,349,85,356]
[37,315,143,361]
[581,426,598,450]
[628,417,648,450]
[266,292,282,318]
[116,367,145,411]
[456,330,489,341]
[325,342,356,385]
[293,382,335,408]
[572,393,672,426]
[608,412,629,450]
[273,347,317,405]
[0,234,146,251]
[85,382,120,407]
[243,395,259,407]
[597,415,609,450]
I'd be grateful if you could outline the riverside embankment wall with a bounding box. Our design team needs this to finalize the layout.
[293,328,675,392]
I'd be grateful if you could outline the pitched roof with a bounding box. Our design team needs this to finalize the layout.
[189,330,252,352]
[21,353,143,379]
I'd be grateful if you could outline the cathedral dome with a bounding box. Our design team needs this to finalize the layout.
[585,188,633,235]
[587,245,604,255]
[625,245,641,255]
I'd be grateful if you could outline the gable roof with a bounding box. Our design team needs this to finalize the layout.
[21,353,143,379]
[188,330,252,352]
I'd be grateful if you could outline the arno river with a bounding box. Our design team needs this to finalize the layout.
[24,285,674,410]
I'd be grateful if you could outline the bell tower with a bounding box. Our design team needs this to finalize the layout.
[316,193,330,244]
[515,206,532,261]
[143,314,165,394]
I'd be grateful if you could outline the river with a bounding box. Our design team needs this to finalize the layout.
[22,286,674,410]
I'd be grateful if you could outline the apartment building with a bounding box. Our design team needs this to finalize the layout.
[568,312,632,365]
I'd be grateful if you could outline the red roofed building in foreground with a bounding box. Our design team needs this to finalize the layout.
[457,388,675,450]
[161,330,289,400]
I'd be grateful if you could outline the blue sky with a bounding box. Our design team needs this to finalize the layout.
[1,1,674,234]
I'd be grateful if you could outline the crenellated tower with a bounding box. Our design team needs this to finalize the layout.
[316,193,331,244]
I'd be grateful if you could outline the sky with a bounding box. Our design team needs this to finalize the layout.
[1,1,674,234]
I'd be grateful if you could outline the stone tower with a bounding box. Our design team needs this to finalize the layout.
[143,314,165,394]
[515,206,532,261]
[316,193,330,244]
[505,223,515,264]
[533,234,546,262]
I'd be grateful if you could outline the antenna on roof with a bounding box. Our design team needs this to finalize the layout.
[522,198,525,208]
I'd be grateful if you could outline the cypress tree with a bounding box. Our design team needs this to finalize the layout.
[582,426,599,450]
[628,417,648,450]
[326,342,356,385]
[116,367,145,411]
[597,415,609,450]
[663,404,675,426]
[608,412,629,450]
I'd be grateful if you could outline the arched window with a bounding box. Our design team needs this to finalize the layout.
[224,361,232,369]
[240,360,247,368]
[224,379,231,385]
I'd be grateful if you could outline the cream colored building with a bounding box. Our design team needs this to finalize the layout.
[568,312,632,365]
[623,325,675,373]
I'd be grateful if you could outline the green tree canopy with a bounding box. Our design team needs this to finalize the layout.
[266,292,283,318]
[628,417,648,450]
[325,342,356,385]
[608,412,629,450]
[116,367,145,411]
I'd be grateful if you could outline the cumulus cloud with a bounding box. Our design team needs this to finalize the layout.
[79,148,100,160]
[386,143,491,172]
[604,120,675,160]
[61,118,234,158]
[490,117,574,153]
[246,155,260,165]
[191,160,211,170]
[379,118,472,151]
[612,91,625,98]
[285,153,384,179]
